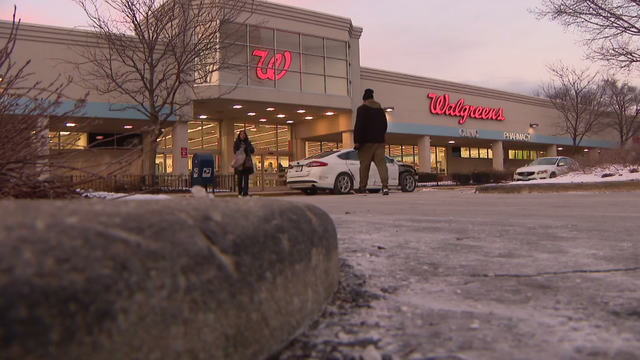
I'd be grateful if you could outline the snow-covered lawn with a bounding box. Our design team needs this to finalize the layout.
[516,165,640,184]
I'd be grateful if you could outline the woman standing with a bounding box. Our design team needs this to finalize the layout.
[233,130,255,197]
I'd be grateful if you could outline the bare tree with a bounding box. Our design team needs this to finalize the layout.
[601,75,640,147]
[71,0,260,176]
[0,7,90,198]
[540,62,608,149]
[532,0,640,70]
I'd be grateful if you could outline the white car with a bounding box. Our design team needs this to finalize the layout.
[286,149,418,195]
[513,156,577,181]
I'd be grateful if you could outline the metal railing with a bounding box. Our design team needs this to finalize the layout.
[65,174,237,193]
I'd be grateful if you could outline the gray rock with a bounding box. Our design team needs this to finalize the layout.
[0,198,338,360]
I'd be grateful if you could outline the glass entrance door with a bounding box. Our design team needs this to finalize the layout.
[250,154,290,191]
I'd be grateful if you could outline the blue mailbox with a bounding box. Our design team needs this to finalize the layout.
[191,153,216,190]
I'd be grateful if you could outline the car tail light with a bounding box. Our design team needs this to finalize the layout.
[306,161,328,167]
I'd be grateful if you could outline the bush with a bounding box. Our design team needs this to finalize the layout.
[451,173,472,185]
[572,143,640,171]
[490,170,514,183]
[471,171,492,184]
[417,172,439,183]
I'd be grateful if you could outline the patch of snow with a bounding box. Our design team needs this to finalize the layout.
[81,192,172,200]
[519,165,640,184]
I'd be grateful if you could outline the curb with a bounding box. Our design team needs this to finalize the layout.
[0,198,339,360]
[475,180,640,194]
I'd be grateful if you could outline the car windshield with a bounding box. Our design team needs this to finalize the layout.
[304,151,339,160]
[529,158,558,166]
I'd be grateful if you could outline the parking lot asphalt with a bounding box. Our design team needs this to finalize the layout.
[277,189,640,360]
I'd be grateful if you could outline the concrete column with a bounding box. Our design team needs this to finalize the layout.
[171,120,189,175]
[342,131,354,149]
[219,120,235,175]
[417,136,431,173]
[294,139,305,160]
[546,144,558,157]
[492,141,505,171]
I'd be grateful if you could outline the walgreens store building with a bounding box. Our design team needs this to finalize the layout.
[4,2,618,190]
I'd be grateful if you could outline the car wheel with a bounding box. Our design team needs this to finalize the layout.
[333,173,353,195]
[302,188,318,196]
[400,173,416,192]
[367,189,381,194]
[549,172,557,179]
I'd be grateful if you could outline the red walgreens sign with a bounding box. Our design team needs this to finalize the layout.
[427,93,505,125]
[253,50,292,80]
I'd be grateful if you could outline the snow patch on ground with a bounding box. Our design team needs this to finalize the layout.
[80,191,172,200]
[517,165,640,184]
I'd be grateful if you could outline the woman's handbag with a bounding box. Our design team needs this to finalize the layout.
[231,146,246,170]
[243,154,254,170]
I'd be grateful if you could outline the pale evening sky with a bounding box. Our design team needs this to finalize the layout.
[0,0,601,95]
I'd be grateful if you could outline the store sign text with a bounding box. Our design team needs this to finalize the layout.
[427,93,506,125]
[253,50,292,80]
[504,132,531,142]
[459,128,480,138]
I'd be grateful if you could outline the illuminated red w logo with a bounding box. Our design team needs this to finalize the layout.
[252,50,292,80]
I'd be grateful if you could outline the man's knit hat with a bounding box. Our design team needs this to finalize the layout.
[363,88,374,100]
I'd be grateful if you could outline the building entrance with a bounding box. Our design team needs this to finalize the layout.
[250,154,291,191]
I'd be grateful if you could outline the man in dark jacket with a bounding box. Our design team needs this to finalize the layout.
[354,88,389,195]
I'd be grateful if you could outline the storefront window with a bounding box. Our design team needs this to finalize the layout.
[302,73,325,93]
[249,67,276,88]
[326,39,347,59]
[389,145,402,161]
[236,123,291,152]
[220,23,247,44]
[277,125,291,152]
[306,141,321,157]
[213,24,349,96]
[302,35,324,55]
[188,121,219,150]
[155,154,173,174]
[277,71,302,91]
[301,54,324,74]
[326,77,348,96]
[459,147,493,159]
[276,30,300,51]
[49,132,87,150]
[508,149,539,160]
[157,127,173,149]
[430,146,447,174]
[224,44,249,65]
[305,141,343,157]
[326,58,347,77]
[402,146,417,168]
[249,27,274,47]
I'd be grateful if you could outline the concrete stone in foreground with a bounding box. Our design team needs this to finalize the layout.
[475,180,640,194]
[0,198,339,360]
